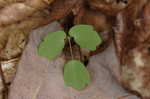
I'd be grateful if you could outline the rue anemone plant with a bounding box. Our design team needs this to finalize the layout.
[38,25,102,90]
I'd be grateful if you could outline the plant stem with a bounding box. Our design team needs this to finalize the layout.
[67,37,74,60]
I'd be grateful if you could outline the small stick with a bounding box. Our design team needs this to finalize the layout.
[67,37,74,60]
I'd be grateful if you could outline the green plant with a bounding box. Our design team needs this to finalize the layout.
[38,25,102,90]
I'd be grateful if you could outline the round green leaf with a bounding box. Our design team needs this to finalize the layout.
[38,30,66,60]
[64,60,91,90]
[69,25,102,51]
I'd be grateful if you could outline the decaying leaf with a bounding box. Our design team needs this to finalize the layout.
[115,0,148,63]
[87,0,131,16]
[115,0,150,98]
[1,58,19,83]
[41,0,79,26]
[74,7,112,33]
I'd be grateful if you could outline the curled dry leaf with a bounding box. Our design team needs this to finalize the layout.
[74,5,112,33]
[115,0,150,98]
[0,0,79,60]
[0,0,55,26]
[1,58,19,83]
[87,0,131,16]
[0,0,54,60]
[0,12,48,60]
[41,0,79,27]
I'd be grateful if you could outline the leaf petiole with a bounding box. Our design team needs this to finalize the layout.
[67,37,74,60]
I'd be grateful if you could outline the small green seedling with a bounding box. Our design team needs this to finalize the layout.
[38,25,102,90]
